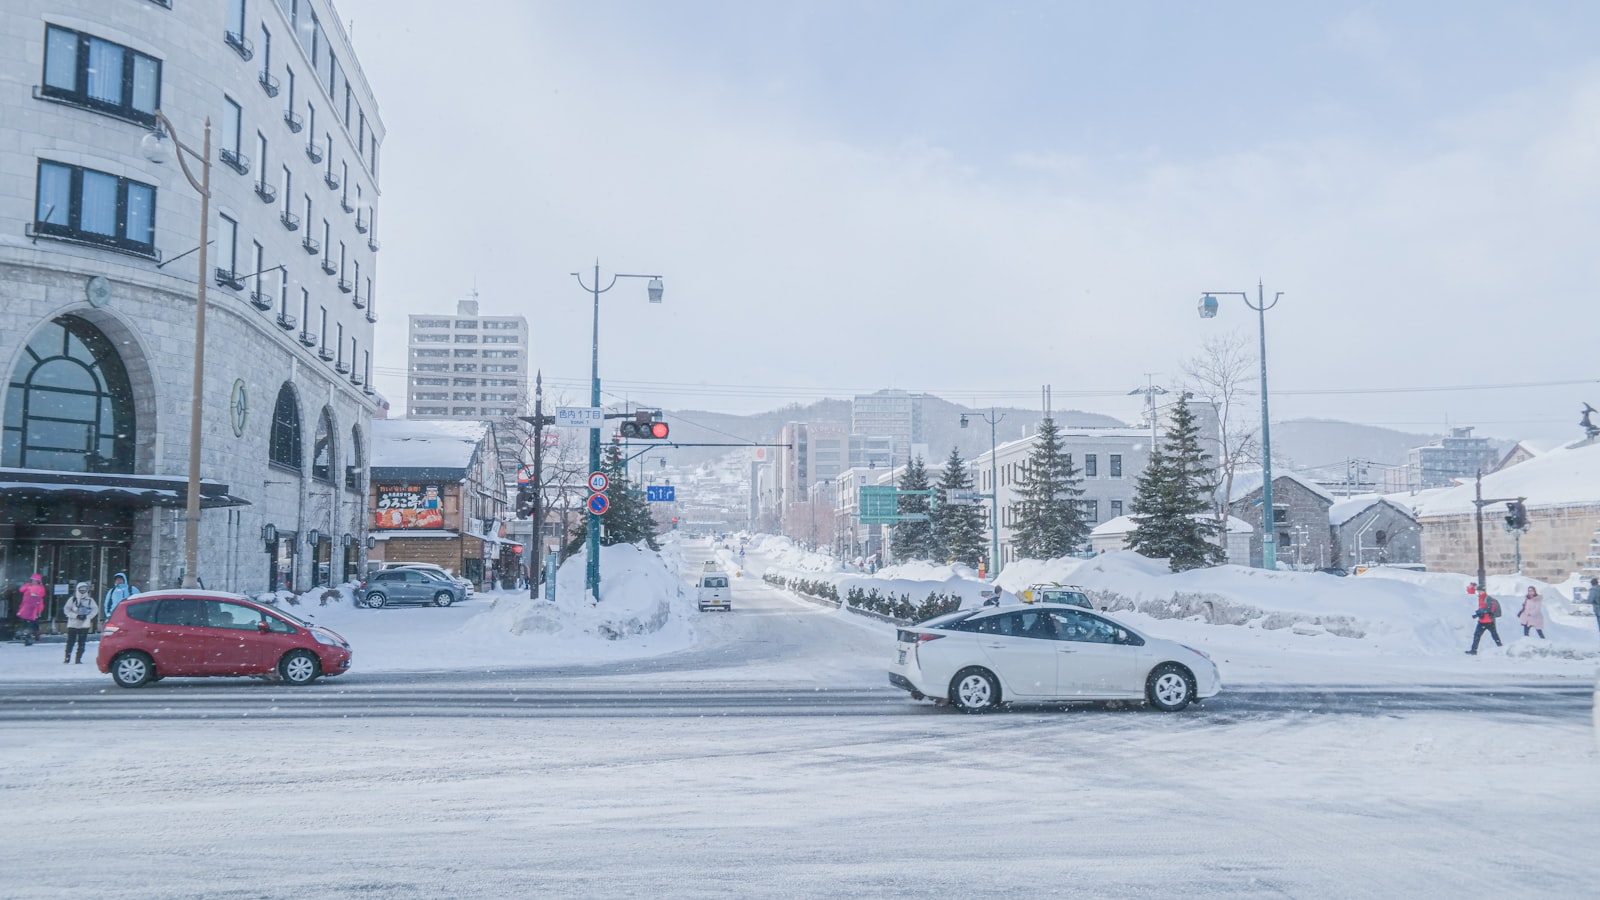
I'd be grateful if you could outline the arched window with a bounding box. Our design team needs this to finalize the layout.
[344,425,363,491]
[269,384,301,469]
[3,315,136,473]
[311,408,335,482]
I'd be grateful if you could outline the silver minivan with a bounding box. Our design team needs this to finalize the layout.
[360,569,465,608]
[698,573,731,611]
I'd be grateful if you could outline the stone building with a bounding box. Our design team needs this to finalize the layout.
[1327,496,1421,569]
[1226,470,1336,569]
[1,0,386,615]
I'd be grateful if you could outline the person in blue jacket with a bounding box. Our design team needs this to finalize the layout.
[102,572,139,621]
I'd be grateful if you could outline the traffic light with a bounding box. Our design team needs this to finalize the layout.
[1504,500,1528,531]
[516,485,536,518]
[619,410,670,440]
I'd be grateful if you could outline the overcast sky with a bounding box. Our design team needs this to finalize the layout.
[335,0,1600,442]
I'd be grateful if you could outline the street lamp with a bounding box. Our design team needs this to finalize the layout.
[960,408,1004,580]
[1198,280,1282,570]
[573,262,663,601]
[143,111,212,589]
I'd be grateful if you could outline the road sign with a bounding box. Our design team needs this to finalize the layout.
[556,407,605,428]
[517,466,534,486]
[944,489,981,506]
[587,471,610,492]
[859,485,901,524]
[646,485,676,502]
[587,492,610,515]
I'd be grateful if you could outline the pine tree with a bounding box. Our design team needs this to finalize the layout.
[890,455,939,561]
[931,446,985,567]
[1126,395,1223,571]
[560,440,660,559]
[1011,416,1089,560]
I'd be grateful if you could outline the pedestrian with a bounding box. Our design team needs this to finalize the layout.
[1588,578,1600,638]
[17,574,46,647]
[981,586,1001,607]
[1466,588,1503,654]
[63,581,97,664]
[1516,586,1545,639]
[102,572,138,622]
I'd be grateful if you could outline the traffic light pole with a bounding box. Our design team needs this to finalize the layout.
[517,373,557,601]
[1472,469,1526,594]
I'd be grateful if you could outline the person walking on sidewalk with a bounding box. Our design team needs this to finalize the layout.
[101,572,138,623]
[62,581,97,664]
[17,574,46,646]
[1589,578,1600,638]
[1517,586,1546,640]
[1466,588,1503,654]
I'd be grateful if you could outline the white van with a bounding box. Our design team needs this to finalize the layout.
[698,573,731,611]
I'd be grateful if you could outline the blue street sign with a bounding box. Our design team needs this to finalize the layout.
[646,485,676,502]
[588,492,610,515]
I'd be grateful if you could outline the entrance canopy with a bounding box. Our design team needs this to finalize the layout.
[0,468,250,509]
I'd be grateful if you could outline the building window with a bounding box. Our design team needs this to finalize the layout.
[1082,499,1098,523]
[414,349,449,358]
[415,319,450,328]
[3,315,136,473]
[34,161,156,257]
[1110,500,1123,518]
[451,407,477,416]
[415,334,450,343]
[415,378,448,386]
[1375,529,1388,546]
[40,25,161,126]
[483,350,520,359]
[269,384,301,469]
[1272,506,1288,524]
[345,425,363,491]
[452,349,478,358]
[1084,454,1097,477]
[414,392,447,401]
[311,407,335,482]
[453,364,477,373]
[454,334,478,343]
[220,96,246,172]
[414,364,448,373]
[482,335,518,344]
[1109,454,1122,478]
[216,214,238,278]
[454,320,478,329]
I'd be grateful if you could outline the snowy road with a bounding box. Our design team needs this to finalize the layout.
[3,545,1597,897]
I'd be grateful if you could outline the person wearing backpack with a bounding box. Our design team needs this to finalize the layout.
[1466,588,1503,654]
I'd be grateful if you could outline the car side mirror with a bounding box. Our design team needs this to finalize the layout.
[256,620,270,633]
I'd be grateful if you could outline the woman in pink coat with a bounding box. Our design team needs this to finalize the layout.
[1517,586,1545,639]
[17,574,47,646]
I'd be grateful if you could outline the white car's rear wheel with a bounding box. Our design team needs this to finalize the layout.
[1146,663,1195,712]
[950,668,1000,713]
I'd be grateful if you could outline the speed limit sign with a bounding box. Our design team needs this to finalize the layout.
[587,471,609,493]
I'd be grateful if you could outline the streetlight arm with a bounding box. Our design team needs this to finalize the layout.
[151,110,209,196]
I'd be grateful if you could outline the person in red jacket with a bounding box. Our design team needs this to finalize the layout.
[1466,588,1503,655]
[17,574,47,647]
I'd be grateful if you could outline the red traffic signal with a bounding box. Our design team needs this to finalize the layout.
[620,416,670,440]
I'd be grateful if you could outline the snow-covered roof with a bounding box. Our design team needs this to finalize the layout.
[1226,468,1336,505]
[1091,513,1252,536]
[370,419,489,470]
[1413,438,1600,517]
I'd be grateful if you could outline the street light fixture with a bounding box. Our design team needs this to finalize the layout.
[1197,280,1282,570]
[573,262,663,601]
[960,408,1004,580]
[143,110,212,589]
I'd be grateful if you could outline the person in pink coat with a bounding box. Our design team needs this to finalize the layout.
[17,574,47,646]
[1517,586,1546,639]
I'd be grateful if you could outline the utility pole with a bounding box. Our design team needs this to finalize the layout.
[517,372,556,600]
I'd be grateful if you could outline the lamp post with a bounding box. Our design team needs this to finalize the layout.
[142,111,211,589]
[961,408,1004,580]
[573,262,663,601]
[1198,281,1281,570]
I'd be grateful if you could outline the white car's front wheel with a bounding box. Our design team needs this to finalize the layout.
[1146,663,1195,712]
[950,668,1001,713]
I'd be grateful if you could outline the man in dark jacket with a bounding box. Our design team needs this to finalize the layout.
[1466,589,1502,654]
[1589,578,1600,638]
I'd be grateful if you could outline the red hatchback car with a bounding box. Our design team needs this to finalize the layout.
[97,590,352,688]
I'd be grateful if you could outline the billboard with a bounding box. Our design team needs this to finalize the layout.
[373,483,446,530]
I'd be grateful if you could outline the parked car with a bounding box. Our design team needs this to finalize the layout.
[360,569,466,608]
[382,562,474,596]
[96,590,351,688]
[1018,583,1093,608]
[698,573,731,611]
[888,603,1221,713]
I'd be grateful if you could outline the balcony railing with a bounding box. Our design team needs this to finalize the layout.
[337,278,353,293]
[254,180,277,204]
[301,235,320,255]
[324,171,340,191]
[340,197,354,214]
[350,370,365,386]
[317,346,335,361]
[366,237,380,252]
[352,292,367,309]
[305,142,323,164]
[333,358,351,374]
[284,110,303,133]
[364,309,377,324]
[279,210,301,231]
[219,148,250,176]
[224,30,254,61]
[214,268,245,290]
[249,291,274,311]
[362,382,375,396]
[354,214,368,234]
[319,257,337,275]
[258,71,279,98]
[298,331,319,348]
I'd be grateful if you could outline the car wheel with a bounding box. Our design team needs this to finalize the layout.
[434,591,454,607]
[366,592,386,609]
[110,651,154,688]
[950,667,1001,713]
[1146,663,1195,712]
[280,650,320,685]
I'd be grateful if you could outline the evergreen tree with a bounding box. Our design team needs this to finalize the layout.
[1011,416,1089,559]
[889,455,939,561]
[931,446,985,567]
[560,440,660,559]
[1126,395,1223,571]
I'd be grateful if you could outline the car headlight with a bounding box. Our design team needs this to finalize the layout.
[1182,644,1211,661]
[311,629,346,648]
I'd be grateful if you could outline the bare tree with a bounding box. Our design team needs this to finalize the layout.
[1181,332,1260,532]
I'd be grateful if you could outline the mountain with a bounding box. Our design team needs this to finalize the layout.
[1269,418,1511,484]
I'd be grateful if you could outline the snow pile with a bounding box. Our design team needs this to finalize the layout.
[747,534,840,573]
[457,543,687,643]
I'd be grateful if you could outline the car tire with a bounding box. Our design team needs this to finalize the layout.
[366,592,386,609]
[280,649,320,685]
[950,667,1001,713]
[110,651,154,688]
[433,591,454,607]
[1146,663,1195,712]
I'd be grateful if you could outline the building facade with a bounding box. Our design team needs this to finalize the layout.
[1226,471,1336,569]
[1406,426,1499,490]
[1,0,386,621]
[405,298,528,422]
[1328,496,1421,569]
[851,389,924,462]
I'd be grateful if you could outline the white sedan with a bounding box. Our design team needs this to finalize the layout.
[888,603,1221,712]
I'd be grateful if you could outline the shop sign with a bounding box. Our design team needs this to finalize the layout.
[373,483,446,530]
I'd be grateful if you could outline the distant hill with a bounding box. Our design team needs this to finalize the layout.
[1270,418,1511,483]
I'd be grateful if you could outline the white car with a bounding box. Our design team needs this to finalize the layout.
[888,603,1221,712]
[698,573,731,611]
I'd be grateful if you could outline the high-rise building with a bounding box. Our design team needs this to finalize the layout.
[406,299,529,421]
[1406,427,1499,489]
[852,389,924,461]
[1,0,385,594]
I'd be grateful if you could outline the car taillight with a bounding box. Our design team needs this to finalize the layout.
[102,624,119,635]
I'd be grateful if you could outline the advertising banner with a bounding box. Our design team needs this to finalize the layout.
[373,484,446,530]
